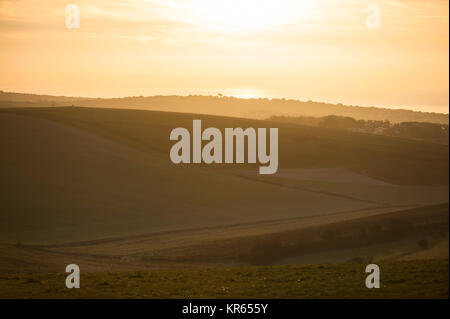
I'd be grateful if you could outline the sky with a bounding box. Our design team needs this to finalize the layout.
[0,0,448,113]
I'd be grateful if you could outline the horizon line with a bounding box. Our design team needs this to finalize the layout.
[1,89,449,116]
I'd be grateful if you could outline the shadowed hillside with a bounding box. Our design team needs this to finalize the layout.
[0,107,448,246]
[271,115,449,145]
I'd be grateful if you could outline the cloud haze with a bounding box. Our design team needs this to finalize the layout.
[0,0,448,112]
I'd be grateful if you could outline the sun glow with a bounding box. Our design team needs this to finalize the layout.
[184,0,317,32]
[227,88,267,99]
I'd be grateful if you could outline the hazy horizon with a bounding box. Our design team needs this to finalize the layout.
[1,0,448,114]
[2,88,449,115]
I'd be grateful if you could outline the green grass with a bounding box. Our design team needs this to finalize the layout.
[1,260,447,299]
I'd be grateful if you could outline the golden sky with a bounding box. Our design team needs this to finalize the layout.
[0,0,448,113]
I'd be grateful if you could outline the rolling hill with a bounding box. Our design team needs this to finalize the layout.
[1,91,448,124]
[0,107,448,246]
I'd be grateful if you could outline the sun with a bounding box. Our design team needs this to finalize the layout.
[184,0,317,32]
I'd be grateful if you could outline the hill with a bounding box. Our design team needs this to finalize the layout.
[0,204,446,275]
[271,115,449,145]
[0,107,448,246]
[1,91,448,124]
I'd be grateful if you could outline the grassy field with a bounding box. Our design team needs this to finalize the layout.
[0,107,448,244]
[0,260,447,299]
[0,204,447,275]
[2,106,448,185]
[0,107,448,299]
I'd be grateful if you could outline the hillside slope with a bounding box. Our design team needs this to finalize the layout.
[1,91,448,124]
[0,107,448,245]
